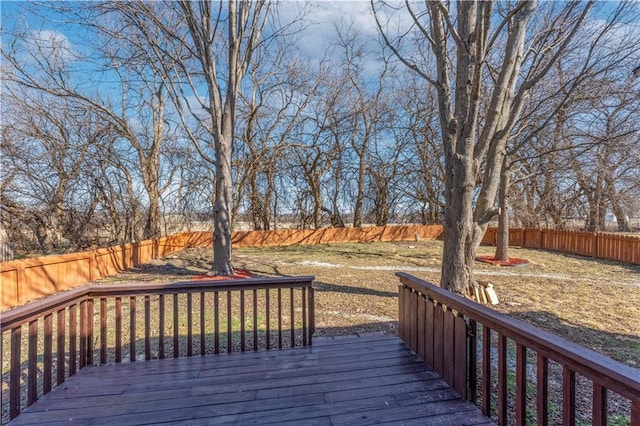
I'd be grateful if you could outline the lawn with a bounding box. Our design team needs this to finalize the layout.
[106,239,640,368]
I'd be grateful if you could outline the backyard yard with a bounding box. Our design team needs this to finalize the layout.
[102,239,640,369]
[3,239,639,425]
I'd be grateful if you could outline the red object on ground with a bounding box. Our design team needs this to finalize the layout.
[475,255,529,267]
[192,269,253,280]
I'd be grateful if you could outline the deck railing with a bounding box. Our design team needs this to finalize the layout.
[1,276,315,423]
[397,272,640,425]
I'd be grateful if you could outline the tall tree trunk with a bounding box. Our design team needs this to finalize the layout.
[495,158,511,261]
[353,153,366,228]
[212,131,235,276]
[441,152,477,295]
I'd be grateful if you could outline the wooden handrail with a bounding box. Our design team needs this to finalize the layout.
[1,276,315,423]
[1,276,314,329]
[397,272,640,425]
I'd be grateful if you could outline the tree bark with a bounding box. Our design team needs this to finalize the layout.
[495,156,511,261]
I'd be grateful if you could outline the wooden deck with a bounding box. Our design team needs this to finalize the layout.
[9,333,492,425]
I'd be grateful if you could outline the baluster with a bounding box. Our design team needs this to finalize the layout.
[87,298,94,365]
[79,299,87,368]
[482,325,491,416]
[278,288,283,349]
[443,308,455,386]
[290,288,295,348]
[410,289,418,351]
[159,294,165,359]
[398,284,405,341]
[302,287,307,347]
[631,401,639,426]
[537,354,548,426]
[173,293,179,358]
[28,319,37,405]
[100,298,107,364]
[214,291,220,354]
[227,291,232,352]
[115,297,122,363]
[200,292,206,355]
[497,333,507,425]
[57,308,66,385]
[10,326,21,419]
[453,314,467,399]
[403,286,412,342]
[433,303,444,376]
[265,288,271,350]
[187,293,193,356]
[253,289,258,350]
[416,293,426,360]
[145,296,151,360]
[240,290,245,351]
[467,319,478,404]
[592,383,607,426]
[309,287,315,345]
[69,303,77,374]
[43,313,53,395]
[425,299,435,368]
[516,344,527,426]
[130,296,136,362]
[563,366,576,425]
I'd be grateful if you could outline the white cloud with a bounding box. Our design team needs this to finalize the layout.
[25,30,77,68]
[280,1,379,60]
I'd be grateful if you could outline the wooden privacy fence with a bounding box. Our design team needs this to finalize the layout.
[1,225,443,311]
[0,276,315,422]
[3,224,637,311]
[483,228,640,265]
[397,272,640,425]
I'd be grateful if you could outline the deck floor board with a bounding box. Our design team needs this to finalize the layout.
[9,334,493,425]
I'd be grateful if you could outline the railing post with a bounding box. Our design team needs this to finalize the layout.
[309,286,315,345]
[398,284,405,341]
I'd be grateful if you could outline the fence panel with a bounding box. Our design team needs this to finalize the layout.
[1,225,444,311]
[499,228,639,266]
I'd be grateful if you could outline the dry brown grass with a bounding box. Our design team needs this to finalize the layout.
[108,240,640,368]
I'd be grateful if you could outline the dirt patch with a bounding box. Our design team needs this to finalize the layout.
[192,269,253,280]
[476,255,530,267]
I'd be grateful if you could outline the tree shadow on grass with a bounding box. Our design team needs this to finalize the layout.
[508,310,639,367]
[516,248,640,274]
[312,280,397,298]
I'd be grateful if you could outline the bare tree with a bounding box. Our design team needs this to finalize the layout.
[111,1,284,275]
[1,89,106,252]
[235,40,316,231]
[393,72,445,224]
[373,0,636,295]
[2,6,180,244]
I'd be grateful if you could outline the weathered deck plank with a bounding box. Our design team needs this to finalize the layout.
[9,334,493,425]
